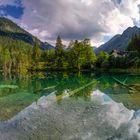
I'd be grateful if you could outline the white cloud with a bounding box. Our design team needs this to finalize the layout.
[1,0,140,46]
[103,8,134,35]
[0,0,18,6]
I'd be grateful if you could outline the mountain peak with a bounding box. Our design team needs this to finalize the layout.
[127,26,139,30]
[123,26,139,35]
[0,17,54,50]
[0,17,25,33]
[122,26,140,38]
[95,26,140,53]
[0,17,11,21]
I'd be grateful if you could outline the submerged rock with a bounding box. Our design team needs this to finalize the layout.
[0,90,140,140]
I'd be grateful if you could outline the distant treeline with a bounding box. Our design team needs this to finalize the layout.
[0,35,140,74]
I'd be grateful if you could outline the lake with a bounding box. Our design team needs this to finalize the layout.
[0,72,140,140]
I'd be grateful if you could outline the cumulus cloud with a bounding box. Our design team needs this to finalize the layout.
[1,0,140,46]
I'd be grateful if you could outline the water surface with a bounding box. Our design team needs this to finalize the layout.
[0,72,140,121]
[0,72,140,139]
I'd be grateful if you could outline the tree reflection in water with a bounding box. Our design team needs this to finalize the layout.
[0,72,140,121]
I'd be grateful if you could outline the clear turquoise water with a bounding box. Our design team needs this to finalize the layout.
[0,72,140,121]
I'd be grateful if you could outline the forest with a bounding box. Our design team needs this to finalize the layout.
[0,35,140,74]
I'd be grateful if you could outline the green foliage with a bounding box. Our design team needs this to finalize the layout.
[121,35,140,68]
[95,51,109,68]
[2,34,140,73]
[0,36,97,73]
[55,36,65,69]
[54,37,97,71]
[32,43,42,70]
[67,39,96,70]
[127,35,140,54]
[108,55,128,68]
[0,36,33,73]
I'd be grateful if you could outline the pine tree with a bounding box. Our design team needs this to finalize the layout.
[32,42,41,70]
[55,35,64,69]
[68,39,96,70]
[127,35,140,54]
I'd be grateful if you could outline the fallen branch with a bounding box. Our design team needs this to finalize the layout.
[56,80,97,101]
[112,76,127,86]
[35,86,56,94]
[111,76,137,92]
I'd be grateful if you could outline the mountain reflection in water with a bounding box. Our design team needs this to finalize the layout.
[0,89,140,140]
[0,72,140,121]
[0,72,140,139]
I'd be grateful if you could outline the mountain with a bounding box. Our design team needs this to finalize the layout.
[0,17,54,50]
[95,26,140,53]
[41,42,54,50]
[92,46,97,50]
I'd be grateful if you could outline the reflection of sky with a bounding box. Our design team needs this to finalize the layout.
[0,89,139,140]
[0,5,24,19]
[91,90,113,104]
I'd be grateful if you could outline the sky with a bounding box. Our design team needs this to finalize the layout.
[0,0,140,47]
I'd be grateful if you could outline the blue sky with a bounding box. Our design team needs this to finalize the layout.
[0,5,24,19]
[0,0,140,46]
